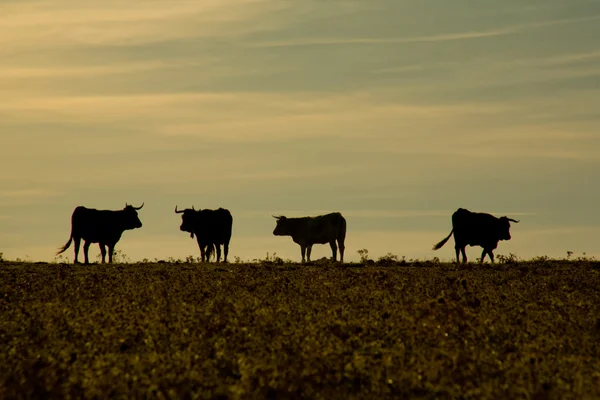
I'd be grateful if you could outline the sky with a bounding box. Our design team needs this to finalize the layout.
[1,0,600,263]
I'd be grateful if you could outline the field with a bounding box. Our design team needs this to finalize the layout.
[1,259,600,399]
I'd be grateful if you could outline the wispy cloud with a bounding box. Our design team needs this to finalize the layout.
[247,29,517,48]
[0,189,58,198]
[0,0,284,53]
[0,60,210,78]
[247,15,600,48]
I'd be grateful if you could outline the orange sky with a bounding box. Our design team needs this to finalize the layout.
[1,0,600,262]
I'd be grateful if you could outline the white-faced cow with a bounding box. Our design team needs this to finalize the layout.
[175,206,233,262]
[57,203,144,264]
[273,212,346,263]
[432,208,519,263]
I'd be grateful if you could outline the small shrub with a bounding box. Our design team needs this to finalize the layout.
[185,255,202,263]
[497,253,518,264]
[377,253,399,266]
[357,249,370,264]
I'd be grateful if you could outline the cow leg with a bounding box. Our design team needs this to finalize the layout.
[73,237,81,264]
[223,241,230,263]
[306,245,313,262]
[480,249,487,263]
[108,245,115,263]
[455,246,460,263]
[83,241,91,264]
[488,250,495,264]
[461,248,468,264]
[215,244,222,263]
[329,241,337,261]
[338,240,345,263]
[99,244,107,264]
[300,246,306,263]
[197,238,206,262]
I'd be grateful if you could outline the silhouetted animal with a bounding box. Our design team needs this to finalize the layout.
[57,203,144,264]
[432,208,519,263]
[273,212,346,263]
[175,206,233,262]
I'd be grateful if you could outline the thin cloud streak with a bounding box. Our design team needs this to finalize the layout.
[0,0,284,53]
[0,189,58,198]
[247,29,517,48]
[0,60,208,78]
[247,14,600,48]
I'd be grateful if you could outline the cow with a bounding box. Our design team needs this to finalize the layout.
[432,208,519,263]
[57,203,144,264]
[272,212,346,263]
[175,206,233,262]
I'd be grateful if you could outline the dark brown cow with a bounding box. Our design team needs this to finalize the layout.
[273,212,346,263]
[433,208,519,263]
[175,206,233,262]
[57,203,144,264]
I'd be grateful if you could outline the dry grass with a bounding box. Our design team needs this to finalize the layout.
[1,260,600,399]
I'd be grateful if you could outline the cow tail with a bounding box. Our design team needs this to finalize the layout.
[338,214,347,244]
[432,229,453,251]
[56,236,73,255]
[206,243,216,261]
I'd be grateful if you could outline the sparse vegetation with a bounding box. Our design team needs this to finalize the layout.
[1,258,600,398]
[357,248,371,264]
[496,253,519,264]
[95,249,130,264]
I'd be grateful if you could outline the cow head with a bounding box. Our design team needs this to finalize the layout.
[497,216,519,241]
[272,215,290,236]
[175,205,199,238]
[123,203,144,229]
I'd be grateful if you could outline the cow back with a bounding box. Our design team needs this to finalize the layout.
[71,207,130,243]
[291,212,345,245]
[452,208,502,247]
[195,208,233,243]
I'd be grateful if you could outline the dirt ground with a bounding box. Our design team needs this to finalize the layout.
[1,260,599,399]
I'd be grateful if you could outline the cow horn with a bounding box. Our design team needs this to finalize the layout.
[192,206,195,211]
[508,218,520,223]
[133,202,144,210]
[175,205,185,214]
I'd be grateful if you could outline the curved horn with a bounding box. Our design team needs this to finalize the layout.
[192,205,195,211]
[508,218,520,223]
[133,202,144,210]
[175,205,185,214]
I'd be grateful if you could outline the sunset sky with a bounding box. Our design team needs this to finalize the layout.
[1,0,599,262]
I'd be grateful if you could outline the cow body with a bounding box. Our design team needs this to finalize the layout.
[176,207,233,262]
[57,204,144,264]
[273,212,346,263]
[433,208,519,263]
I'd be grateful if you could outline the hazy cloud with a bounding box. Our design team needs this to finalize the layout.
[1,0,599,261]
